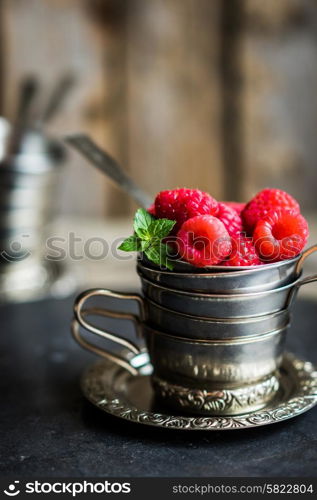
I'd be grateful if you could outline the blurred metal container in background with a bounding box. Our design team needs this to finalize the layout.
[0,125,74,301]
[0,74,78,302]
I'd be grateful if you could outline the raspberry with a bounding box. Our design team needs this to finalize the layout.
[253,209,309,262]
[147,203,156,216]
[223,201,246,215]
[223,236,262,267]
[216,202,243,237]
[155,188,218,233]
[177,215,232,267]
[242,188,300,234]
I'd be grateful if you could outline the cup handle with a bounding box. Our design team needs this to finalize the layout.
[286,273,317,308]
[295,244,317,275]
[71,288,146,375]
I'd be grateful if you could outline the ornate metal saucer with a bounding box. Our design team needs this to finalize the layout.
[81,352,317,431]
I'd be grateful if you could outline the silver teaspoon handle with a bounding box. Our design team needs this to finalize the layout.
[65,133,152,209]
[40,73,76,126]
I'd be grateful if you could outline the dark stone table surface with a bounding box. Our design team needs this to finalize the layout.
[0,294,316,478]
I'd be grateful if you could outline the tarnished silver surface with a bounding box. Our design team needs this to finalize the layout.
[72,289,146,375]
[144,324,288,383]
[141,274,317,319]
[138,245,317,294]
[71,255,316,415]
[81,353,317,431]
[72,287,288,414]
[71,286,290,414]
[145,298,290,340]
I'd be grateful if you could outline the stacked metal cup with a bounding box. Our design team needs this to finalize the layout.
[0,74,76,302]
[137,247,317,416]
[0,129,66,301]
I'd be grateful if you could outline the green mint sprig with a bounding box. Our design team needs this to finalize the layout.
[118,208,176,270]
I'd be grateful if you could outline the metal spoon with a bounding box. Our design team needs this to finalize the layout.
[8,76,39,155]
[15,76,39,130]
[65,134,152,208]
[38,73,76,126]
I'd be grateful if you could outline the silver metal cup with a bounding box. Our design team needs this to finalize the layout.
[0,130,66,301]
[141,273,317,319]
[145,298,290,340]
[70,293,289,415]
[139,245,317,294]
[71,248,317,416]
[145,323,288,415]
[138,261,298,295]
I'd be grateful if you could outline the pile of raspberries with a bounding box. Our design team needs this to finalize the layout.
[150,188,309,267]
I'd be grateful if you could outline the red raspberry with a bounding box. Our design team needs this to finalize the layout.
[155,188,218,233]
[223,236,262,267]
[253,209,309,262]
[223,201,246,215]
[242,188,300,234]
[147,203,156,216]
[216,202,243,237]
[177,215,232,267]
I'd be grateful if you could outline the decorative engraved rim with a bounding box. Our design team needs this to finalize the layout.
[81,353,317,431]
[152,372,280,415]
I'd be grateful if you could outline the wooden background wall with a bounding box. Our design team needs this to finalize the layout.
[0,0,316,217]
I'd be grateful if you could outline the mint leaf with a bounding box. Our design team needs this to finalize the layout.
[144,245,161,267]
[160,243,174,270]
[133,208,154,239]
[145,243,174,270]
[140,239,151,251]
[148,218,176,239]
[118,208,175,270]
[118,235,142,252]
